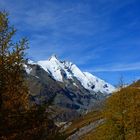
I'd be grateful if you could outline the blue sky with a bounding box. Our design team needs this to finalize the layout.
[1,0,140,85]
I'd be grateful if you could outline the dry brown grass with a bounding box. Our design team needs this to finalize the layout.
[65,111,102,136]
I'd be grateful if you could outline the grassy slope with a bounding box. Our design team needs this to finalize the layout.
[79,125,103,140]
[80,80,140,140]
[65,111,102,137]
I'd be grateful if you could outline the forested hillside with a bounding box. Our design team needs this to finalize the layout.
[80,83,140,140]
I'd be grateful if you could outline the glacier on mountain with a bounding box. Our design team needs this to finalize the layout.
[36,55,115,94]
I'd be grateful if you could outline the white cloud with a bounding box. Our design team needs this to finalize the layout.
[88,62,140,72]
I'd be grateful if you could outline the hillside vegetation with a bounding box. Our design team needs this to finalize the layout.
[65,111,102,136]
[0,11,63,140]
[81,85,140,140]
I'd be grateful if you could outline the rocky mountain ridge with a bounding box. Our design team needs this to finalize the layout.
[24,55,115,122]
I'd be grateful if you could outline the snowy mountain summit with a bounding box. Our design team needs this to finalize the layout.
[25,55,116,117]
[37,55,115,94]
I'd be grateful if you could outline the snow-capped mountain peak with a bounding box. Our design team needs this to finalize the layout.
[48,54,58,61]
[38,56,64,82]
[35,56,115,94]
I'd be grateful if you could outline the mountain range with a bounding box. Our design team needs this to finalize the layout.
[24,55,115,122]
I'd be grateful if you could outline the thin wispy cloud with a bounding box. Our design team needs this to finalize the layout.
[88,62,140,72]
[0,0,140,84]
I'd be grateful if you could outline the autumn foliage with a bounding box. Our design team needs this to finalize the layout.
[0,12,61,140]
[91,86,140,140]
